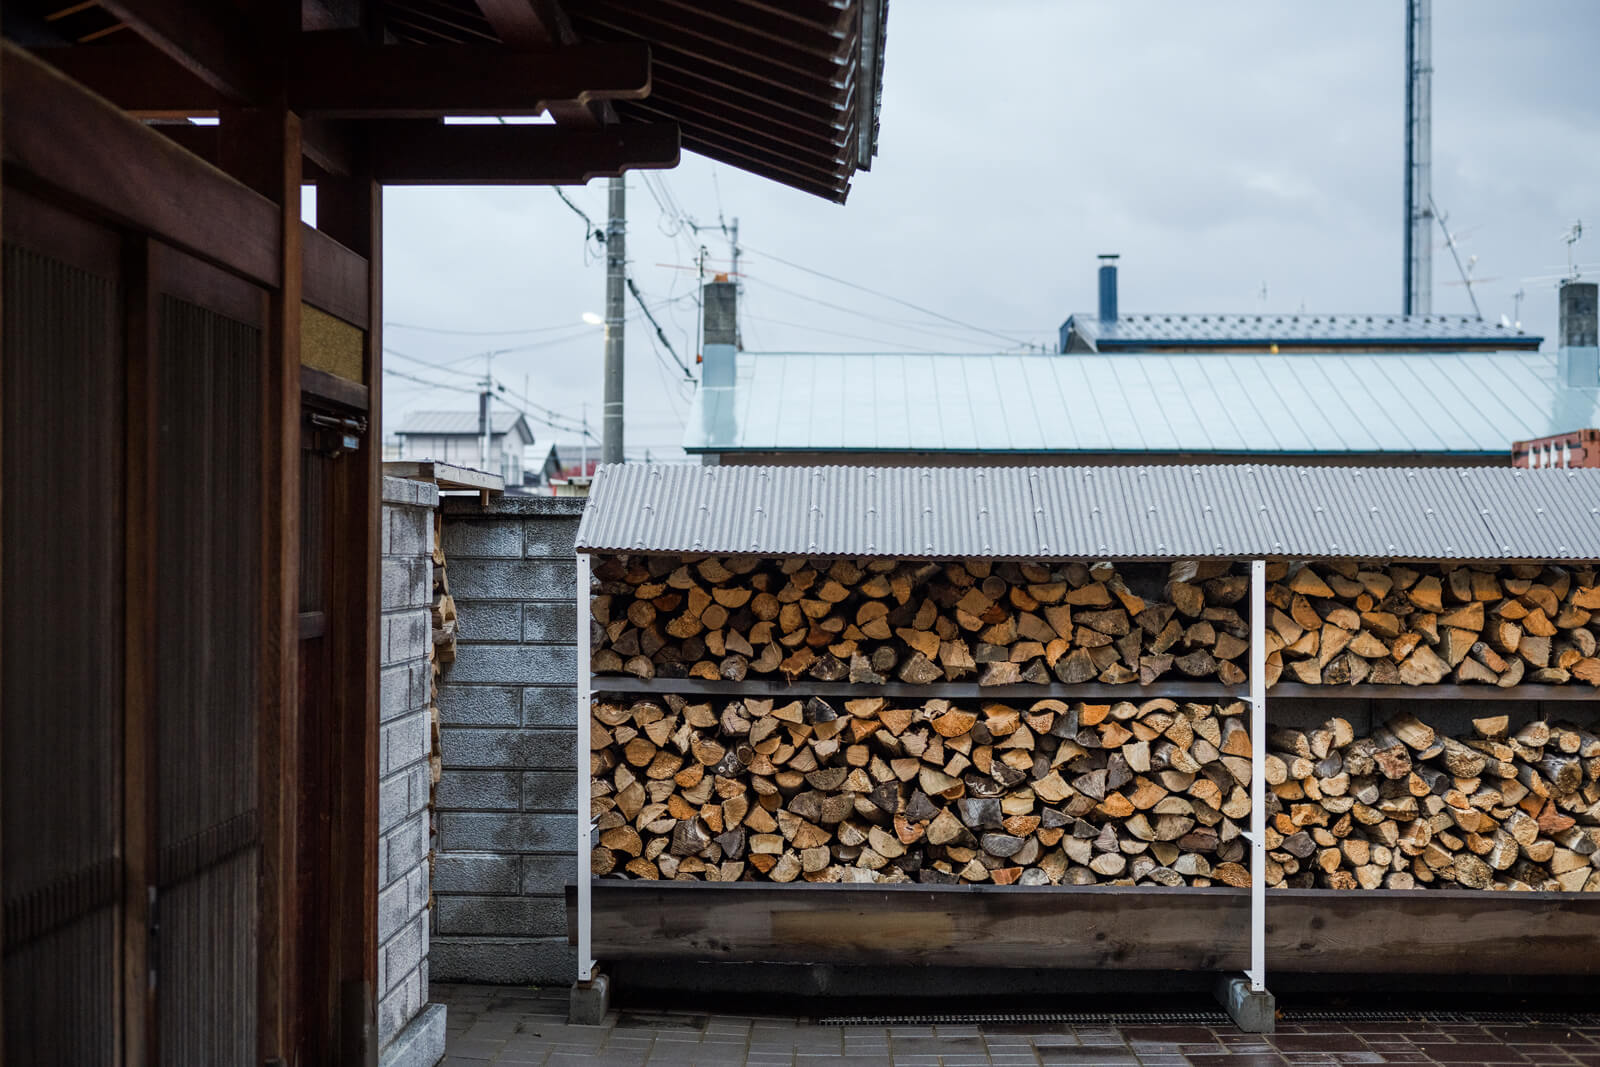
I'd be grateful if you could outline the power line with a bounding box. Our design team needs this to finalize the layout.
[739,242,1032,348]
[382,366,480,394]
[385,319,593,338]
[740,314,966,353]
[626,277,693,378]
[384,347,484,378]
[740,272,1021,351]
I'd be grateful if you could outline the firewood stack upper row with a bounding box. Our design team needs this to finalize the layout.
[588,556,1600,690]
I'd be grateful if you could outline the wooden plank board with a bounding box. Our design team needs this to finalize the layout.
[381,461,505,493]
[567,883,1600,975]
[570,882,1250,972]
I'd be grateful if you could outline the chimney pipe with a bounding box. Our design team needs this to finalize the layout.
[1097,254,1119,324]
[701,278,737,388]
[1559,279,1599,388]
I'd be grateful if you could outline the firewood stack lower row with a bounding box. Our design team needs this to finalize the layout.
[589,695,1600,892]
[589,555,1600,690]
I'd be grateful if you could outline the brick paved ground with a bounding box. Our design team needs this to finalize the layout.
[435,984,1600,1066]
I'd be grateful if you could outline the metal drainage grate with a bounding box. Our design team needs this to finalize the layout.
[822,1009,1600,1027]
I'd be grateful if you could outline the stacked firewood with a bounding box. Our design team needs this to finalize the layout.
[1265,712,1600,891]
[590,556,1600,691]
[427,512,453,896]
[1266,561,1600,688]
[590,695,1255,887]
[591,556,1253,687]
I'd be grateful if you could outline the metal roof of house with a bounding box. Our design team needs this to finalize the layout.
[682,351,1600,457]
[1063,312,1541,351]
[575,463,1600,562]
[395,409,531,438]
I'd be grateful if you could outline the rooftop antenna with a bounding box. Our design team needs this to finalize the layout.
[1403,0,1433,315]
[1564,220,1584,279]
[1432,196,1485,319]
[1512,288,1525,330]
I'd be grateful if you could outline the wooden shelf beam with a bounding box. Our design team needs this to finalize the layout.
[591,674,1598,704]
[566,881,1600,976]
[591,675,1246,702]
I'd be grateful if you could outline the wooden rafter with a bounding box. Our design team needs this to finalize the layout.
[369,119,678,184]
[97,0,264,100]
[470,0,616,127]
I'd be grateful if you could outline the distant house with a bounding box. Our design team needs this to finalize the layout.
[520,441,564,490]
[395,409,534,485]
[1058,255,1541,354]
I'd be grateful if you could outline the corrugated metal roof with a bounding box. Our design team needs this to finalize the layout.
[682,351,1600,456]
[395,409,529,437]
[575,463,1600,562]
[1063,312,1541,351]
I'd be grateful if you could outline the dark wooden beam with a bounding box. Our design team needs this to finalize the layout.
[571,882,1600,975]
[371,120,678,184]
[302,224,371,331]
[97,0,263,100]
[313,165,382,1067]
[28,41,225,112]
[474,0,568,49]
[1,44,280,287]
[290,36,650,118]
[217,105,305,1066]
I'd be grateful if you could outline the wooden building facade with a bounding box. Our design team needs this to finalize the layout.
[0,2,886,1062]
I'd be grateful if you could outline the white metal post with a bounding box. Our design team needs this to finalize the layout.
[1248,559,1267,992]
[576,551,596,982]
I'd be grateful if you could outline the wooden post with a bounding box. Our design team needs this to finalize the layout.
[316,162,383,1065]
[219,106,303,1067]
[121,237,160,1067]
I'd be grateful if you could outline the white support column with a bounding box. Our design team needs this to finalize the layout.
[575,550,597,983]
[1248,558,1267,992]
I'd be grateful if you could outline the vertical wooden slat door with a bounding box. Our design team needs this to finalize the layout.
[1,189,125,1064]
[148,240,267,1065]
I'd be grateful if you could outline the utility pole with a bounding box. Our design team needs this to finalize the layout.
[478,350,493,472]
[730,216,741,348]
[601,176,626,464]
[1403,0,1432,315]
[580,402,588,477]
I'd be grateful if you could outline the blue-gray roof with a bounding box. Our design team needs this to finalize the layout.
[682,351,1600,456]
[1062,312,1541,352]
[396,409,530,438]
[576,463,1600,562]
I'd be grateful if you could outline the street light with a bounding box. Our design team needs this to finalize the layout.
[581,311,604,326]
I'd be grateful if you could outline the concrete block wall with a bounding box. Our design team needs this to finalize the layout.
[432,495,584,984]
[378,475,446,1066]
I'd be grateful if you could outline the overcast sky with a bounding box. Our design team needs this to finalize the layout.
[380,0,1600,463]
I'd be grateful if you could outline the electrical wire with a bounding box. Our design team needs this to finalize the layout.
[740,272,1021,351]
[382,366,480,394]
[739,242,1032,348]
[739,314,966,353]
[385,319,595,338]
[626,277,694,378]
